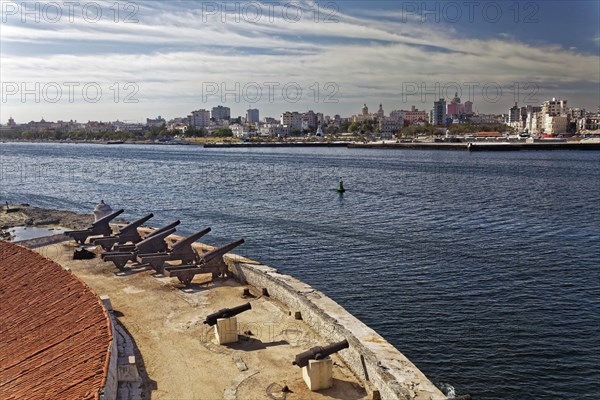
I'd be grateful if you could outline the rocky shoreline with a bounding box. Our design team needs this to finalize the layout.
[0,204,94,241]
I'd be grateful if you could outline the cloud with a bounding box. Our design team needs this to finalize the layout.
[1,0,599,121]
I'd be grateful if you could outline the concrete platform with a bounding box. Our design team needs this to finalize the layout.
[39,242,369,400]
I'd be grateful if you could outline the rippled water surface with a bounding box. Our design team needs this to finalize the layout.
[1,142,599,399]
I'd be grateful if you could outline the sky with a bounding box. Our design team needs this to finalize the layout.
[1,0,599,123]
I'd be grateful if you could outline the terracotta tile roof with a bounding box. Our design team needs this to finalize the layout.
[0,241,112,400]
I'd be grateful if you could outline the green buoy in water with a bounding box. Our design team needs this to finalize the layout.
[337,178,346,193]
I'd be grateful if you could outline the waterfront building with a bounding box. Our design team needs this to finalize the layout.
[402,106,429,125]
[389,110,404,122]
[509,103,520,125]
[535,98,569,135]
[379,118,404,134]
[171,123,188,134]
[280,111,302,131]
[302,110,318,131]
[189,109,211,127]
[317,112,325,125]
[112,121,142,133]
[447,92,464,118]
[578,114,600,132]
[525,110,543,134]
[542,98,567,116]
[246,109,260,123]
[167,116,189,130]
[470,114,506,125]
[528,112,539,134]
[519,106,531,129]
[543,115,568,135]
[432,98,446,126]
[211,105,231,121]
[146,116,166,128]
[229,123,245,137]
[260,123,289,137]
[464,101,474,115]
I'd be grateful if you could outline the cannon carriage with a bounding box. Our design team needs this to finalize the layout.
[164,239,245,286]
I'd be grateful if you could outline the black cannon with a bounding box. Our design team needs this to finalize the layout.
[136,228,211,274]
[292,339,349,368]
[101,225,178,270]
[110,220,181,253]
[203,302,252,326]
[92,213,154,251]
[65,209,125,244]
[102,220,180,258]
[164,239,244,286]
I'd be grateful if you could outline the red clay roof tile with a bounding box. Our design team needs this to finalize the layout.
[0,241,112,400]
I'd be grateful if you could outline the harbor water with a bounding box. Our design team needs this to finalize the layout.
[0,142,598,399]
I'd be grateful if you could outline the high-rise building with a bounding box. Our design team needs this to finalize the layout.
[433,98,446,126]
[542,98,567,116]
[464,101,473,115]
[211,105,231,121]
[525,106,543,134]
[509,102,520,124]
[189,109,211,127]
[539,98,568,135]
[280,111,302,131]
[316,112,324,125]
[447,92,463,117]
[246,109,259,123]
[302,110,318,130]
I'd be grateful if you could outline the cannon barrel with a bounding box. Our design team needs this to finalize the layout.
[92,209,125,227]
[172,228,212,251]
[119,213,154,233]
[202,239,245,262]
[292,339,349,368]
[109,220,179,253]
[145,220,181,239]
[93,213,155,250]
[136,227,176,252]
[203,302,252,326]
[66,208,125,244]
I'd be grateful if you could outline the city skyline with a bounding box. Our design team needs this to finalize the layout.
[1,0,599,122]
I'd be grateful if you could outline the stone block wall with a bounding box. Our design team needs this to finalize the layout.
[230,261,446,400]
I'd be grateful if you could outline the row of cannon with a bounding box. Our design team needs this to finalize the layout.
[65,210,353,377]
[65,209,244,286]
[63,209,471,399]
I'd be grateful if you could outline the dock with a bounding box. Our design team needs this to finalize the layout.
[348,141,600,151]
[203,141,600,151]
